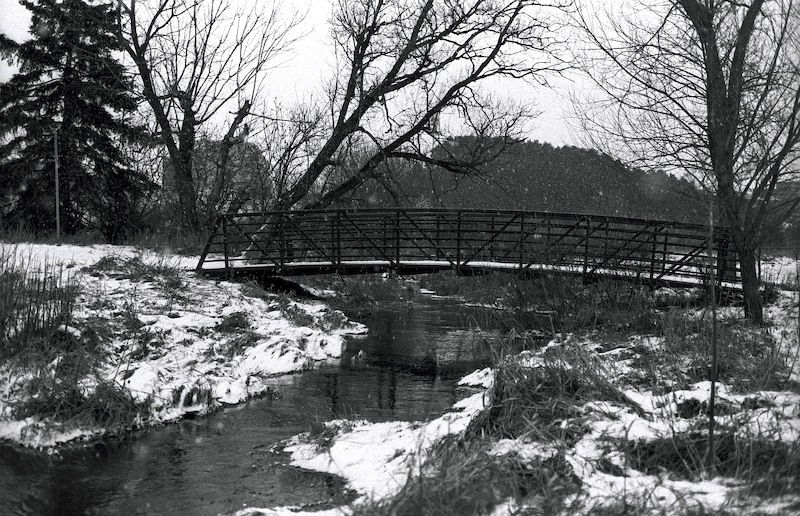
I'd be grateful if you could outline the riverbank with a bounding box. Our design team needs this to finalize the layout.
[3,243,799,513]
[242,271,800,515]
[0,242,367,449]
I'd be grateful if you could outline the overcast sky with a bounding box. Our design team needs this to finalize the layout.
[0,0,579,146]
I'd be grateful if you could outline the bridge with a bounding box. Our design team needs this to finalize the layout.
[196,208,740,288]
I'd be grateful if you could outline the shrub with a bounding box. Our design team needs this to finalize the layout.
[420,272,665,335]
[277,297,316,327]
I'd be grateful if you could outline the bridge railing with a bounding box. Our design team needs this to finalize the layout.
[196,208,739,285]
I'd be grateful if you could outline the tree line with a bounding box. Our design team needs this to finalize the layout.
[1,0,799,324]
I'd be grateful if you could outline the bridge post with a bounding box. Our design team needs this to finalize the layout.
[490,214,496,262]
[436,214,441,259]
[330,212,338,272]
[395,209,401,271]
[222,215,231,278]
[582,217,590,281]
[337,211,343,272]
[278,213,285,268]
[649,226,658,285]
[383,216,388,259]
[518,212,525,277]
[715,231,731,284]
[456,211,462,274]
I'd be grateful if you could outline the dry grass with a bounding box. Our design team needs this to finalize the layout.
[1,246,147,431]
[468,340,644,444]
[351,438,580,516]
[420,272,666,335]
[1,248,77,361]
[631,308,798,393]
[620,432,800,497]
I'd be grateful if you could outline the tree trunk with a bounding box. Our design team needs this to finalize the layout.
[175,101,199,233]
[738,244,763,324]
[173,157,199,232]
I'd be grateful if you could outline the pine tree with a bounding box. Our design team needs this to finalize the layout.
[0,0,151,241]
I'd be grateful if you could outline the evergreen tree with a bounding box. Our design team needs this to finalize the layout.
[0,0,150,241]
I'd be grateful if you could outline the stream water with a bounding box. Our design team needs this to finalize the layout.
[1,280,501,515]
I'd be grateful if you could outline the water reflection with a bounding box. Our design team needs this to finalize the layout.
[0,281,497,515]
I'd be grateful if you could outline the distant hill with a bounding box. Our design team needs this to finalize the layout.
[348,138,706,223]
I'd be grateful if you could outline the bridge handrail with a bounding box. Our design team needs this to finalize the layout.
[214,207,722,232]
[196,208,739,287]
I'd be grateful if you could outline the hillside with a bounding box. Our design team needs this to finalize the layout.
[353,139,706,223]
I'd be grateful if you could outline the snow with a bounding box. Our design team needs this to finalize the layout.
[458,366,494,388]
[4,242,800,514]
[246,281,800,515]
[760,255,799,286]
[0,242,367,449]
[285,392,486,501]
[239,391,488,516]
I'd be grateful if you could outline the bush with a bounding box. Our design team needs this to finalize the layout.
[13,377,141,429]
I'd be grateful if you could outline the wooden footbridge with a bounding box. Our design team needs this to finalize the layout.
[196,208,740,288]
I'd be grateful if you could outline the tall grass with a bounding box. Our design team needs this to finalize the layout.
[468,339,645,443]
[351,437,580,516]
[0,247,77,361]
[421,271,662,334]
[650,309,794,392]
[1,246,142,430]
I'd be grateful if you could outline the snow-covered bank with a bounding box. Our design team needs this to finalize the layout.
[238,288,800,515]
[234,391,488,516]
[0,242,367,449]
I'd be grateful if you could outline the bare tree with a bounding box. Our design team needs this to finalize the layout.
[249,103,329,210]
[573,0,800,323]
[115,0,301,231]
[271,0,570,211]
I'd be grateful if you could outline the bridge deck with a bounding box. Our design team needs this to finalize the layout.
[196,208,741,288]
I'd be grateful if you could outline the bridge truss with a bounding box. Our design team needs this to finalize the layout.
[196,208,740,288]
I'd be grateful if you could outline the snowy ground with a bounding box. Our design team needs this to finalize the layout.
[0,242,366,449]
[3,243,799,514]
[761,254,800,286]
[236,284,800,515]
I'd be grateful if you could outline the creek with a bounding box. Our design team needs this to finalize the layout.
[0,280,500,515]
